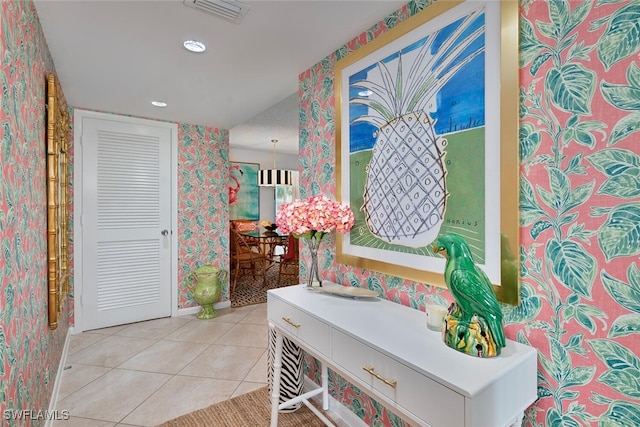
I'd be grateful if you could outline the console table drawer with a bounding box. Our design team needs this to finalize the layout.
[332,329,464,427]
[268,296,330,357]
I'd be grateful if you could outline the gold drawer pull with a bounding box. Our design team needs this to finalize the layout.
[363,366,397,388]
[282,316,300,328]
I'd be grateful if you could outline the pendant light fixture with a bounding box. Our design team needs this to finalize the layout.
[259,139,292,186]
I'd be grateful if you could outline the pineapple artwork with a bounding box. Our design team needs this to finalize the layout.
[348,5,487,253]
[362,106,448,248]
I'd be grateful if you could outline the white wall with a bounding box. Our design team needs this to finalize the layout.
[229,147,299,222]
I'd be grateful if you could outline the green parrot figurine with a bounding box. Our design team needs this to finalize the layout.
[432,233,506,357]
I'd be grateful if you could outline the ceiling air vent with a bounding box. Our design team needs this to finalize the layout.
[183,0,250,24]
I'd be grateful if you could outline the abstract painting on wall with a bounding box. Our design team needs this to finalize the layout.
[229,162,260,220]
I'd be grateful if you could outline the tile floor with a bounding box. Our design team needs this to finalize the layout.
[54,303,270,426]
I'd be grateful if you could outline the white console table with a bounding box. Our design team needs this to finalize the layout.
[267,285,538,427]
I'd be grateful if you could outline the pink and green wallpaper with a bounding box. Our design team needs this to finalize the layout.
[299,0,640,425]
[177,124,230,307]
[0,1,70,424]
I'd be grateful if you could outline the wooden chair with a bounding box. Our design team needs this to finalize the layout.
[278,235,299,286]
[230,227,268,293]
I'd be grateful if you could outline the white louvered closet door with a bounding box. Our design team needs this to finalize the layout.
[82,117,171,330]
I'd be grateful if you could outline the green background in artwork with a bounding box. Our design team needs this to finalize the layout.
[229,162,260,220]
[349,127,486,262]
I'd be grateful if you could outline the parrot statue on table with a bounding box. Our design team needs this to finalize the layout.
[432,233,505,357]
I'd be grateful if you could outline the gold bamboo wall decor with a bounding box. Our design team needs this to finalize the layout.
[47,73,69,330]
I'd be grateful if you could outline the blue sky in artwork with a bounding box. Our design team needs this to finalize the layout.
[348,9,485,153]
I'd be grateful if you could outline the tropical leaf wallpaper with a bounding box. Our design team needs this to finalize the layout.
[0,1,70,423]
[177,124,230,307]
[299,0,640,425]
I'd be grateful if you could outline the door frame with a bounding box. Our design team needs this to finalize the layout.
[73,109,179,333]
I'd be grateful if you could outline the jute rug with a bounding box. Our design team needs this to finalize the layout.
[231,264,298,308]
[156,386,333,427]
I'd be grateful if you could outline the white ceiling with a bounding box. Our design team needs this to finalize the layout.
[34,0,405,154]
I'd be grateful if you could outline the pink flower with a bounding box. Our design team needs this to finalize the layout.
[276,195,355,238]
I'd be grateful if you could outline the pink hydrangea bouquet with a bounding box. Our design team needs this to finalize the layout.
[276,194,355,286]
[276,194,355,237]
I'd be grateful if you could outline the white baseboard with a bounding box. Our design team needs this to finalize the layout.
[177,300,231,317]
[46,329,71,427]
[303,377,367,427]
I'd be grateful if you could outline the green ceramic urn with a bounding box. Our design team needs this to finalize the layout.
[187,265,226,319]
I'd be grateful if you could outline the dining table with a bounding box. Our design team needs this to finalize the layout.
[240,230,288,267]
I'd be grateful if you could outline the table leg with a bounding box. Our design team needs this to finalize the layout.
[266,238,286,270]
[270,329,284,427]
[321,363,329,411]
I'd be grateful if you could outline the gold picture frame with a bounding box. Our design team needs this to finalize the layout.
[47,73,70,329]
[335,1,520,305]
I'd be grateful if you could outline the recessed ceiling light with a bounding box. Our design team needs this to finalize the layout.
[183,40,206,53]
[151,101,168,107]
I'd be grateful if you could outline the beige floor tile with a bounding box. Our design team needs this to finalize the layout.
[239,304,268,325]
[67,335,155,367]
[117,340,208,374]
[67,333,108,355]
[232,381,267,398]
[243,349,269,383]
[58,363,112,400]
[213,304,258,323]
[215,322,269,348]
[179,344,264,380]
[115,316,192,340]
[122,376,240,426]
[164,318,234,344]
[56,310,275,426]
[58,369,171,423]
[88,324,131,335]
[53,416,116,426]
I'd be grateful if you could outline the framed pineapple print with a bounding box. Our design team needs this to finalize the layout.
[335,0,520,304]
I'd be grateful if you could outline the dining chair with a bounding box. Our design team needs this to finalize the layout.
[278,234,299,286]
[230,227,268,293]
[261,235,287,268]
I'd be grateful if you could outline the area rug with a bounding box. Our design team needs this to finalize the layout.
[156,386,333,427]
[230,265,298,307]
